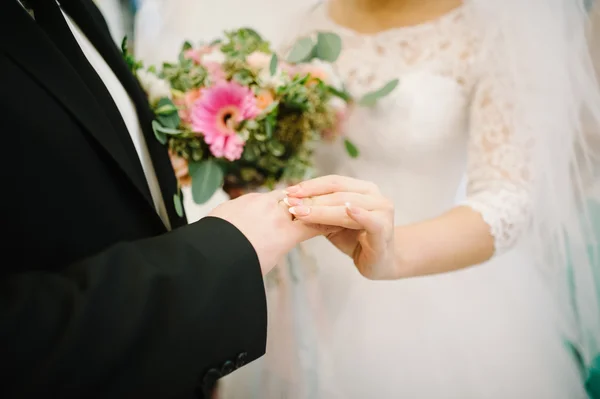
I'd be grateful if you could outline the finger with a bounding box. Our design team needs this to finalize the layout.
[285,175,378,198]
[345,204,385,236]
[277,197,293,220]
[287,192,387,211]
[287,216,324,242]
[268,188,289,202]
[289,205,363,229]
[345,205,389,254]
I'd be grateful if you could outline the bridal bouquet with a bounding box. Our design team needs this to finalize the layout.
[123,28,397,209]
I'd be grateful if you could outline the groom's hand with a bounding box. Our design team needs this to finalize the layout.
[208,190,320,275]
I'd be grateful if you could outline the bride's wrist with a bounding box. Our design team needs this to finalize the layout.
[391,227,420,279]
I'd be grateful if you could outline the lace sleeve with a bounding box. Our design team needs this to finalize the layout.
[463,73,533,256]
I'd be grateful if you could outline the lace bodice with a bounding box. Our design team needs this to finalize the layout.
[291,3,532,255]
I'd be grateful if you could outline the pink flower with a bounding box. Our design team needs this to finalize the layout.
[280,61,296,76]
[184,45,213,64]
[204,62,227,84]
[191,81,260,161]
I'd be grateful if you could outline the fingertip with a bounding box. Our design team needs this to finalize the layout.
[284,185,300,196]
[289,206,310,217]
[345,202,360,216]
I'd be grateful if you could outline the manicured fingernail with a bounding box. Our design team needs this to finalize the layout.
[285,186,300,194]
[283,197,302,206]
[346,202,359,214]
[289,206,310,216]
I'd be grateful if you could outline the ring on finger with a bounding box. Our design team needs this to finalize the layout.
[277,199,296,221]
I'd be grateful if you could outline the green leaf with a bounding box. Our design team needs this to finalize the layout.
[182,41,193,51]
[173,193,184,217]
[267,140,285,157]
[327,85,352,102]
[151,120,167,145]
[262,100,279,115]
[121,36,129,54]
[344,138,359,158]
[269,53,278,76]
[189,160,224,204]
[315,32,342,62]
[151,120,182,135]
[358,79,399,107]
[155,103,179,115]
[155,97,181,129]
[264,118,274,139]
[287,37,315,63]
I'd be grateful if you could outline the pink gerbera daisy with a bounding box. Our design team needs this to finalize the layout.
[191,81,260,161]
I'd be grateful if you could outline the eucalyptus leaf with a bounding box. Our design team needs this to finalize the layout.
[327,86,352,102]
[269,54,278,76]
[189,160,224,204]
[152,120,183,135]
[155,103,179,115]
[358,79,399,107]
[315,32,342,62]
[287,37,315,63]
[173,193,184,217]
[156,97,176,109]
[151,120,167,144]
[344,138,359,158]
[155,98,181,128]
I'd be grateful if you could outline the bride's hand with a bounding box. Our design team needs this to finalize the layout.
[285,175,397,280]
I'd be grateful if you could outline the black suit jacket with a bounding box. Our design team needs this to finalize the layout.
[0,1,267,397]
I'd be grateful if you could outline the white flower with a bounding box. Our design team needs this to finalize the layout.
[299,59,343,89]
[137,69,172,104]
[258,68,288,89]
[246,51,272,71]
[202,49,227,64]
[328,96,348,112]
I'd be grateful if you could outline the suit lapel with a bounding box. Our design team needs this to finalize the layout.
[0,0,176,229]
[62,0,187,228]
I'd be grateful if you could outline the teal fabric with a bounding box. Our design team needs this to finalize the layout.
[566,199,600,398]
[585,200,600,399]
[586,0,595,12]
[588,355,600,399]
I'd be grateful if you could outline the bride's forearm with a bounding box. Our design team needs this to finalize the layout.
[393,206,495,278]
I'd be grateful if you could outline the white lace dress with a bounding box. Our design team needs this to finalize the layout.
[220,3,588,398]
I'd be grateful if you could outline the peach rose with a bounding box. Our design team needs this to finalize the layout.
[256,90,275,110]
[246,51,272,71]
[174,88,202,125]
[169,151,192,186]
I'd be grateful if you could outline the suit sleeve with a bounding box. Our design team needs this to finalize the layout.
[0,216,266,398]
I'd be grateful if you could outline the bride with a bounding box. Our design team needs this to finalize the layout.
[219,0,600,398]
[134,0,600,397]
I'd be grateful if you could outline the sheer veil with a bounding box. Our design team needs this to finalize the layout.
[468,0,600,365]
[281,0,600,368]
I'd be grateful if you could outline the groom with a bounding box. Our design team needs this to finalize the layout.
[0,1,322,398]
